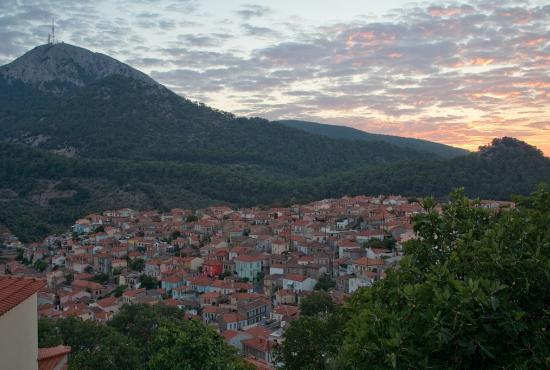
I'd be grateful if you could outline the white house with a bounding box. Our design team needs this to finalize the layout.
[282,274,317,292]
[0,276,70,370]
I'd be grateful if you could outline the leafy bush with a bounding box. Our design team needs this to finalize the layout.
[278,185,550,369]
[38,304,251,370]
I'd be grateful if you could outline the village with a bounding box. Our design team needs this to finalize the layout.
[0,195,512,368]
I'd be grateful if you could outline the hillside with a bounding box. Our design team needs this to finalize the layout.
[277,119,469,158]
[1,138,549,242]
[0,44,549,242]
[0,43,432,177]
[317,137,550,200]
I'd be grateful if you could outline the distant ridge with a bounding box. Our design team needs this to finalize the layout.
[0,43,434,175]
[0,43,548,243]
[277,119,469,159]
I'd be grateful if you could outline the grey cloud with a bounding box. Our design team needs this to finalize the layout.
[174,33,233,48]
[241,23,280,38]
[236,4,271,20]
[1,0,548,149]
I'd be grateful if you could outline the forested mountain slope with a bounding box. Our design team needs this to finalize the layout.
[278,119,469,159]
[1,138,549,242]
[1,44,548,242]
[0,44,432,176]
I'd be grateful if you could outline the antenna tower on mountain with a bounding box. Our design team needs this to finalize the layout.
[47,19,56,44]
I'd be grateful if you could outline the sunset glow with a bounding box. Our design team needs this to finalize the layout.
[1,0,548,154]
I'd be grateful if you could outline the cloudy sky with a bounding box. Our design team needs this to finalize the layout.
[1,0,549,154]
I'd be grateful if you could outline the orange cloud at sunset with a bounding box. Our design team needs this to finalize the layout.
[122,0,548,156]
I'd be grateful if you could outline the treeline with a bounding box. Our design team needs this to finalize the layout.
[275,185,550,369]
[38,304,252,370]
[0,74,431,176]
[277,119,469,158]
[1,137,550,242]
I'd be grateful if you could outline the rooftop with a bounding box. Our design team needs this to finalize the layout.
[0,276,45,317]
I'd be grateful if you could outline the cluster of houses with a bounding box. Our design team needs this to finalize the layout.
[1,194,434,368]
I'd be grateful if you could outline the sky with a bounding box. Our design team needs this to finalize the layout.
[1,0,549,154]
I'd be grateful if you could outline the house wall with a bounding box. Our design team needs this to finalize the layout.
[300,278,317,291]
[0,294,38,370]
[235,261,262,280]
[349,277,372,293]
[271,242,289,255]
[282,277,317,291]
[269,266,284,275]
[161,280,184,292]
[190,258,203,271]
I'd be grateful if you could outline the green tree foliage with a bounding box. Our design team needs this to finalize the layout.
[299,291,335,316]
[314,274,336,291]
[274,311,347,370]
[111,285,126,297]
[218,271,233,280]
[362,237,396,251]
[129,258,145,272]
[139,274,159,290]
[38,304,249,370]
[1,47,549,243]
[280,185,550,369]
[277,120,469,159]
[185,215,198,222]
[108,304,184,348]
[91,273,109,284]
[38,317,141,370]
[146,320,247,370]
[0,73,430,177]
[33,259,48,272]
[0,137,549,243]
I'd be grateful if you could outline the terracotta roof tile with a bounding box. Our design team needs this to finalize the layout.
[243,336,273,352]
[0,276,45,317]
[284,273,307,282]
[38,345,71,360]
[353,257,384,266]
[222,330,240,340]
[235,254,263,263]
[38,345,71,370]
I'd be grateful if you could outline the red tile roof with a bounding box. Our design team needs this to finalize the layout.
[0,276,45,317]
[38,345,71,370]
[162,273,186,283]
[284,273,307,282]
[201,291,221,299]
[274,305,299,317]
[95,296,118,308]
[221,330,240,340]
[244,326,271,339]
[125,288,147,297]
[72,279,104,290]
[222,313,240,323]
[38,345,71,360]
[235,254,263,263]
[352,257,384,266]
[243,336,273,352]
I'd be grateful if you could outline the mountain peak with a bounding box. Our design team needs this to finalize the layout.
[0,43,156,94]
